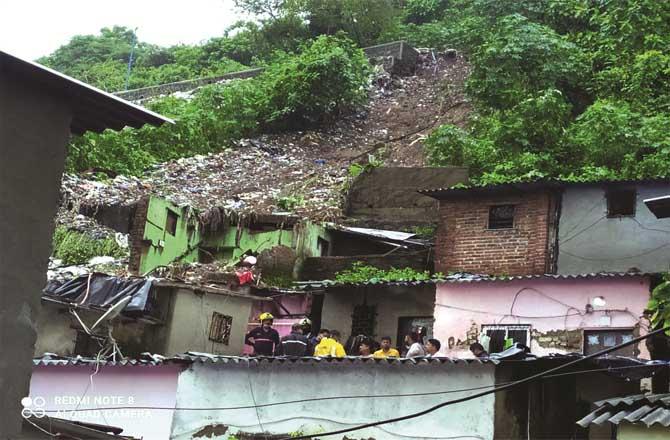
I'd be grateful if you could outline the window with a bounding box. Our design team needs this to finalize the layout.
[165,209,179,235]
[351,304,376,337]
[209,312,233,345]
[317,237,331,256]
[607,189,636,217]
[488,205,515,229]
[583,329,635,356]
[482,324,530,354]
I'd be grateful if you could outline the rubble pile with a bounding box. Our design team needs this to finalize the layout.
[60,50,471,223]
[47,256,129,282]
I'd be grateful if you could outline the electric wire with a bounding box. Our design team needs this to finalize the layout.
[285,326,670,440]
[41,362,666,414]
[558,215,606,244]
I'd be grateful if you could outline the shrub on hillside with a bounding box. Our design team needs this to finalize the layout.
[65,35,371,176]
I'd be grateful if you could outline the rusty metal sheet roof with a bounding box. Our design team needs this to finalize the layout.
[1,50,172,135]
[577,393,670,428]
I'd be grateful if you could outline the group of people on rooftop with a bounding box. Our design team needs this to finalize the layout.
[244,313,490,358]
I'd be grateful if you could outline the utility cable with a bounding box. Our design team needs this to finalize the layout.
[285,326,670,439]
[41,362,666,414]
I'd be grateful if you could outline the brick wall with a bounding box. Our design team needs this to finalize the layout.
[435,192,555,275]
[128,197,150,275]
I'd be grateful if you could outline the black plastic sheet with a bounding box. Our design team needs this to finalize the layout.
[43,273,152,314]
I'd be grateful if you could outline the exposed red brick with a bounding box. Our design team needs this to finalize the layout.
[435,192,555,275]
[128,197,150,275]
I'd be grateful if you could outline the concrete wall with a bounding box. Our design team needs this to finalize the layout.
[133,196,201,275]
[558,183,670,274]
[34,305,79,356]
[162,288,254,356]
[29,364,181,440]
[0,74,71,435]
[433,277,650,358]
[618,424,670,440]
[320,284,435,347]
[171,361,496,439]
[346,167,468,228]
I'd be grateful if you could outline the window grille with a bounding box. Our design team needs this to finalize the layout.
[209,312,233,345]
[488,205,515,229]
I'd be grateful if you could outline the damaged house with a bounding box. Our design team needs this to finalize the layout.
[36,273,267,358]
[432,273,651,358]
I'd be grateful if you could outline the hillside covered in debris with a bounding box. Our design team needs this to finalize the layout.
[61,49,470,222]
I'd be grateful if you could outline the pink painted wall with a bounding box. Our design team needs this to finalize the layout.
[244,295,311,354]
[29,365,182,440]
[433,277,650,358]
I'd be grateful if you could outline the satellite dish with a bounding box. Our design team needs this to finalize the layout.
[90,296,132,332]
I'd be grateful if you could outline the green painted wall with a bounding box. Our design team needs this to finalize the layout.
[618,424,670,440]
[137,196,332,275]
[139,197,200,275]
[202,227,296,262]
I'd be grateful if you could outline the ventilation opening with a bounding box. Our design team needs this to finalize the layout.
[209,312,233,345]
[607,189,636,217]
[488,205,515,229]
[165,209,179,235]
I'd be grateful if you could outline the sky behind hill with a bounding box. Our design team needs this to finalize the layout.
[2,0,246,60]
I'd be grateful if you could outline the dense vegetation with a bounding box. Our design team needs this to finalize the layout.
[52,227,127,265]
[334,262,437,284]
[397,0,670,184]
[65,35,371,175]
[44,0,670,182]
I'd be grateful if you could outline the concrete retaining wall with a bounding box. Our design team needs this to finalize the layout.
[346,166,469,228]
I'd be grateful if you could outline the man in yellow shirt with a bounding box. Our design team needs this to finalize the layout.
[374,336,400,358]
[314,329,346,357]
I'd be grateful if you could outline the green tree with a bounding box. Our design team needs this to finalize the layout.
[466,14,589,110]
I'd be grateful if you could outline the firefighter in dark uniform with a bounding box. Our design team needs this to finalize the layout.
[278,323,312,357]
[244,312,280,356]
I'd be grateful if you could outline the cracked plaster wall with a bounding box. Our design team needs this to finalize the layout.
[433,277,651,358]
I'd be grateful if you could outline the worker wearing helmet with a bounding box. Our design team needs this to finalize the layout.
[244,312,280,356]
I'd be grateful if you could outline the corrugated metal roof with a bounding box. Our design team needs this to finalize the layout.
[1,50,173,135]
[296,272,650,289]
[33,354,163,367]
[420,178,670,199]
[33,353,496,367]
[577,393,670,428]
[171,352,495,365]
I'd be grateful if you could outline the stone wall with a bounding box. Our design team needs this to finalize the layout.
[114,41,419,103]
[345,166,468,228]
[435,191,556,275]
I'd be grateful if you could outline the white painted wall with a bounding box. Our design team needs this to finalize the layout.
[171,361,496,440]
